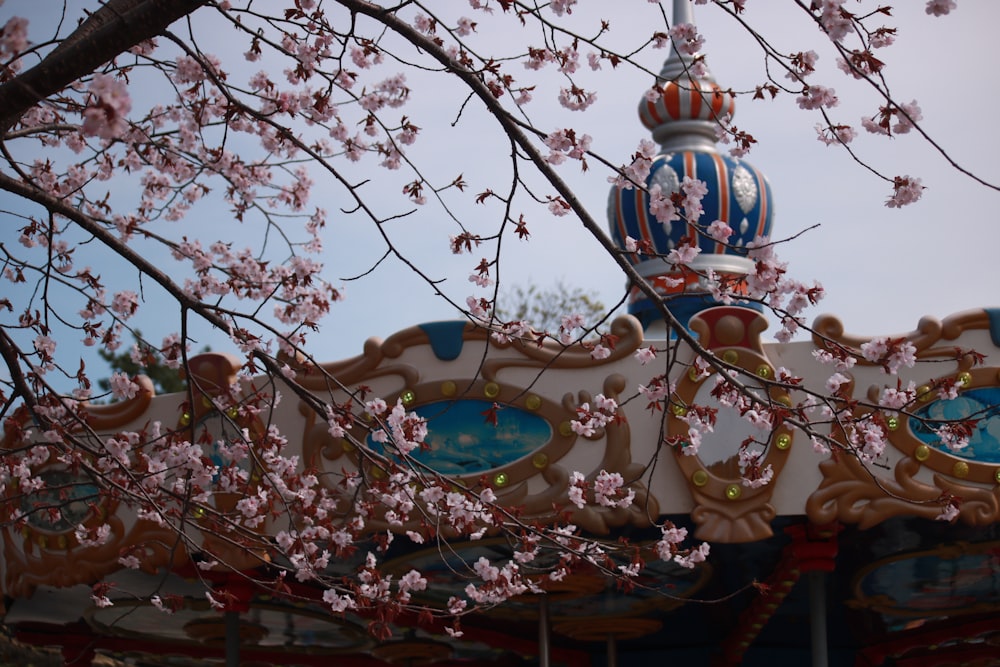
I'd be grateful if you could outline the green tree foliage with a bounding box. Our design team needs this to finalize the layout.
[97,331,203,396]
[496,280,609,334]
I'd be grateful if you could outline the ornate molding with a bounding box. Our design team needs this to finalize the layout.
[304,373,657,535]
[288,315,645,391]
[812,308,995,363]
[808,365,1000,529]
[0,373,173,597]
[670,307,794,542]
[2,513,183,598]
[82,374,155,429]
[296,316,654,535]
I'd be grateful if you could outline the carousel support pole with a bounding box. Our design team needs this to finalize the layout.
[225,609,241,667]
[808,571,828,667]
[217,572,254,667]
[786,523,839,667]
[606,634,618,667]
[538,594,551,667]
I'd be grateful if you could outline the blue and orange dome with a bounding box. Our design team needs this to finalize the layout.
[607,5,775,332]
[610,151,773,265]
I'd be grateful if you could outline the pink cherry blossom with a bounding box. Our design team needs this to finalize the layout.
[590,344,611,360]
[110,290,139,319]
[668,23,704,56]
[456,17,476,36]
[548,0,578,16]
[679,177,708,224]
[892,100,922,134]
[926,0,957,17]
[667,243,700,266]
[648,184,678,224]
[0,0,988,641]
[82,74,132,139]
[92,594,114,609]
[936,501,960,522]
[706,220,733,243]
[817,0,853,42]
[558,85,596,111]
[109,372,140,401]
[826,372,851,393]
[861,336,917,373]
[787,50,819,81]
[0,17,29,73]
[935,422,972,452]
[796,85,839,110]
[634,346,657,365]
[815,123,857,145]
[674,542,710,569]
[610,139,658,189]
[878,383,917,409]
[33,334,56,359]
[548,197,571,216]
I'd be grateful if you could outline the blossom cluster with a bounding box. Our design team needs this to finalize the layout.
[568,469,635,509]
[570,393,619,438]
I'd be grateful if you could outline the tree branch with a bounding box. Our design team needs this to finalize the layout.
[0,0,208,134]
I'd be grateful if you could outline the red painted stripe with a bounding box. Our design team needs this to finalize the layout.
[613,192,637,266]
[754,168,768,239]
[635,184,654,251]
[710,84,724,117]
[689,80,702,118]
[645,98,664,127]
[664,82,681,119]
[712,153,729,253]
[684,151,695,178]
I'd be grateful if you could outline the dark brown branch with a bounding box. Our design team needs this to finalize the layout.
[0,0,208,134]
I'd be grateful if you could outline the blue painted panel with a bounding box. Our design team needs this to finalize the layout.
[911,387,1000,462]
[858,546,1000,629]
[418,321,468,361]
[986,308,1000,347]
[22,469,99,532]
[373,399,552,476]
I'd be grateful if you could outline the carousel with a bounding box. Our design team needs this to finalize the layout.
[2,3,999,666]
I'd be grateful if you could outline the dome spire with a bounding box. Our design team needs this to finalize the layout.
[660,0,702,83]
[640,2,735,153]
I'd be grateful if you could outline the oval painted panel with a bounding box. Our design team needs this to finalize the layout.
[856,543,1000,628]
[22,469,100,533]
[374,399,552,476]
[910,387,1000,463]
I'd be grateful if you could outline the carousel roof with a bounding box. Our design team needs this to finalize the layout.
[3,307,1000,666]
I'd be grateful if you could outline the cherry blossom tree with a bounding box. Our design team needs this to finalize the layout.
[0,0,991,645]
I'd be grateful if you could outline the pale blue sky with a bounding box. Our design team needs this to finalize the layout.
[1,1,996,382]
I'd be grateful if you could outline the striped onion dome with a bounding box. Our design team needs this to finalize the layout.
[608,2,775,332]
[639,76,735,141]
